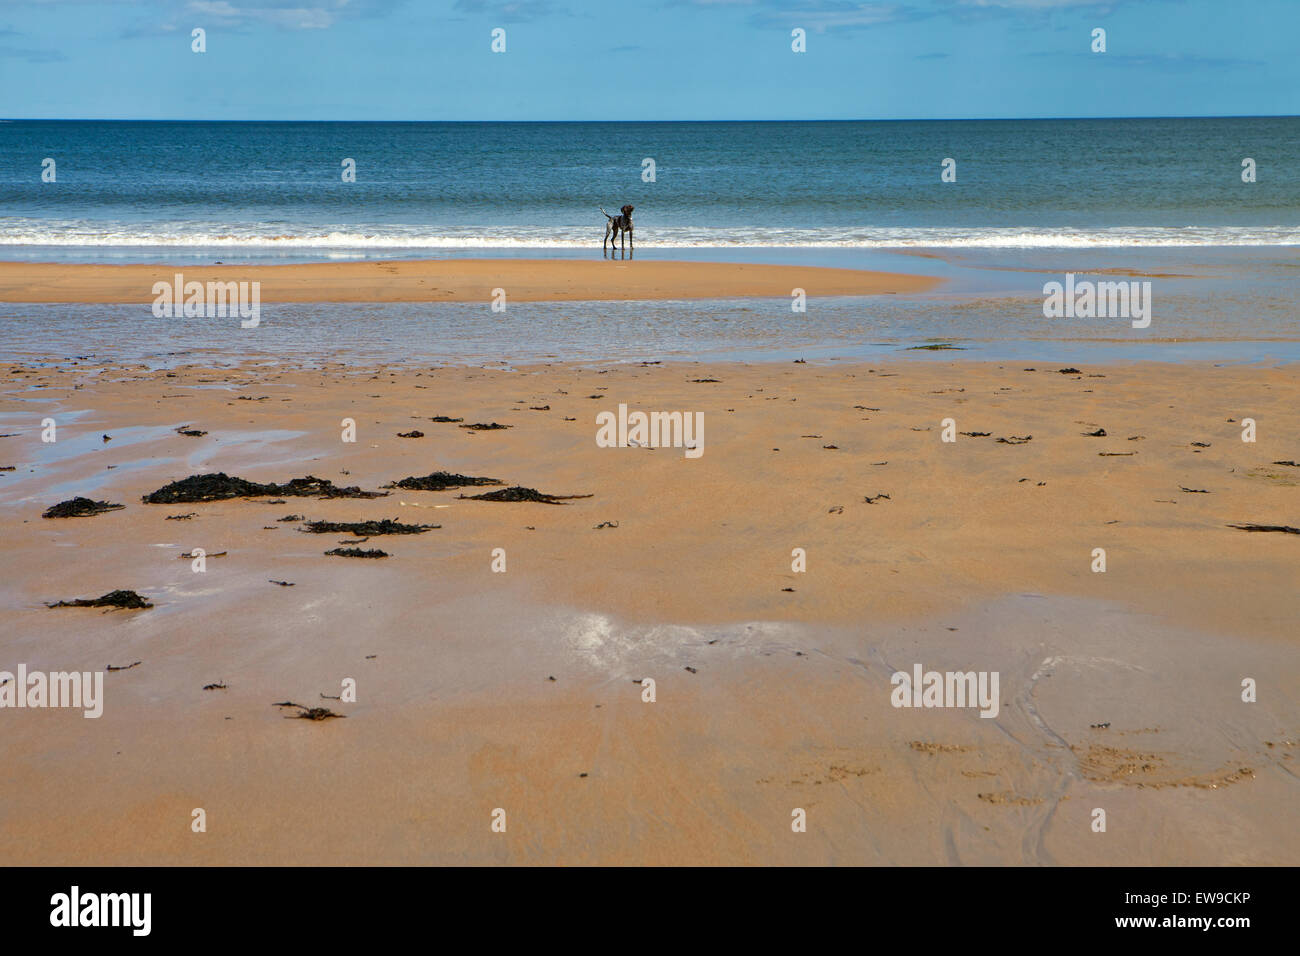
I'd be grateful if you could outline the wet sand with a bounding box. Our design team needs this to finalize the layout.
[1,357,1297,864]
[0,258,938,304]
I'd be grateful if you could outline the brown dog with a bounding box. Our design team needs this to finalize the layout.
[600,204,634,257]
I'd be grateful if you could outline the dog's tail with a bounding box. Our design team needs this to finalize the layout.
[599,206,614,220]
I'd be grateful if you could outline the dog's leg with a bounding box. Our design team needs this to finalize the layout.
[627,225,633,257]
[603,222,610,257]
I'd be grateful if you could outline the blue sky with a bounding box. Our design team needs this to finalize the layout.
[1,0,1295,120]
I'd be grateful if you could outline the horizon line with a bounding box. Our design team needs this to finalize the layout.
[3,114,1298,124]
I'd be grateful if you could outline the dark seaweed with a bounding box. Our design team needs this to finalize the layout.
[47,589,153,609]
[142,472,385,504]
[301,518,436,535]
[274,701,346,720]
[42,497,125,519]
[385,471,504,491]
[457,486,592,504]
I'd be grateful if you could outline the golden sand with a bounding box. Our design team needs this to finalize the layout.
[1,357,1296,864]
[0,258,938,304]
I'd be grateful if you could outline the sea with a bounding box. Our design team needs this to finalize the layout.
[1,118,1297,364]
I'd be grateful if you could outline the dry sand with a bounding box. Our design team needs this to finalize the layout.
[1,356,1297,865]
[0,258,938,304]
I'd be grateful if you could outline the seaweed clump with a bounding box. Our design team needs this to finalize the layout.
[458,486,592,505]
[386,471,504,491]
[301,518,436,535]
[42,497,125,519]
[142,472,385,504]
[274,701,346,720]
[47,589,153,610]
[325,547,389,558]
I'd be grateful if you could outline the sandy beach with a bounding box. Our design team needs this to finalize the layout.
[0,258,939,304]
[5,0,1298,928]
[2,350,1296,865]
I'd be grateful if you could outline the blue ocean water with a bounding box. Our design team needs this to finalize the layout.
[1,118,1297,364]
[2,118,1298,254]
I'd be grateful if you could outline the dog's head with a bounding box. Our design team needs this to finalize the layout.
[621,204,634,218]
